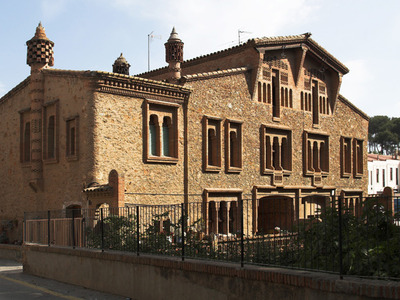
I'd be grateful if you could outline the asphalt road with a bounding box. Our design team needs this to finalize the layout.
[0,259,127,299]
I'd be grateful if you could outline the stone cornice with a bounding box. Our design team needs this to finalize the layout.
[95,72,191,103]
[41,69,191,103]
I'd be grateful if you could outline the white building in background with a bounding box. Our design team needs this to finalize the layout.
[368,154,400,194]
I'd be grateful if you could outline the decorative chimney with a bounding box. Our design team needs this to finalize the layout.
[113,53,130,75]
[26,22,54,70]
[26,22,54,192]
[165,27,183,82]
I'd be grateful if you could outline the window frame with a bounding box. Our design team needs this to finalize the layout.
[144,99,179,164]
[42,100,59,164]
[261,125,292,176]
[303,131,329,177]
[225,119,243,173]
[203,115,222,172]
[19,108,31,165]
[353,138,364,178]
[66,115,79,161]
[340,136,352,178]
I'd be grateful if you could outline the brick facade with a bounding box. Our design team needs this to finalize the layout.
[0,25,368,241]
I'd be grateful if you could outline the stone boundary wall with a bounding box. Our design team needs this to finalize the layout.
[23,245,399,300]
[0,244,22,262]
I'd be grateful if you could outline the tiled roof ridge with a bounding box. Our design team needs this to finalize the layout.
[338,94,369,121]
[137,39,254,77]
[138,32,348,78]
[183,67,249,82]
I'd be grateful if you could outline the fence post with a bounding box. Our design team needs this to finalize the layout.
[101,208,104,252]
[23,213,26,245]
[181,203,185,261]
[47,210,51,247]
[240,196,244,268]
[337,195,343,279]
[72,209,75,249]
[136,206,140,256]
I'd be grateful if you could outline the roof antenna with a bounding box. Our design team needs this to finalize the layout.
[238,29,251,45]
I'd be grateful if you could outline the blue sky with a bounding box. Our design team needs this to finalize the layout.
[0,0,398,117]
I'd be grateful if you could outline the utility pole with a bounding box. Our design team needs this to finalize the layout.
[238,29,251,45]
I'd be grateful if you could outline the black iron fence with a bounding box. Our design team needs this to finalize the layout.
[24,195,400,280]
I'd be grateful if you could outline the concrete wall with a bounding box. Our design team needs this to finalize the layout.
[0,244,22,262]
[23,245,398,300]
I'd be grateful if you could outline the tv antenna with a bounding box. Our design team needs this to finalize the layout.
[148,31,162,71]
[238,29,251,45]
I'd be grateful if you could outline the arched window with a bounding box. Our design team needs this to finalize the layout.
[162,116,172,157]
[230,131,239,167]
[262,83,267,103]
[208,128,217,166]
[149,114,158,156]
[267,84,271,103]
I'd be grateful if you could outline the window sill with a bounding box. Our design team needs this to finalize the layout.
[204,165,221,173]
[146,156,178,164]
[43,158,58,165]
[226,166,242,174]
[262,169,292,176]
[66,155,79,162]
[304,170,329,177]
[272,117,281,122]
[354,174,363,179]
[21,162,31,168]
[341,172,351,178]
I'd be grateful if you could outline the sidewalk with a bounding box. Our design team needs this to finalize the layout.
[0,259,127,299]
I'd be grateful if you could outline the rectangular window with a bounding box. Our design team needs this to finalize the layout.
[144,99,179,163]
[19,109,31,164]
[272,69,280,119]
[312,80,319,126]
[383,169,385,187]
[43,101,59,163]
[376,169,379,183]
[390,168,393,181]
[203,116,222,172]
[303,131,329,176]
[353,139,363,177]
[262,126,292,176]
[66,116,79,161]
[396,168,399,185]
[340,137,352,177]
[225,119,242,173]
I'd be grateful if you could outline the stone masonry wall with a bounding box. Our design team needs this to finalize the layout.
[92,92,185,206]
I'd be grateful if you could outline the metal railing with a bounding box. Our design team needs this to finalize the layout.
[24,195,400,280]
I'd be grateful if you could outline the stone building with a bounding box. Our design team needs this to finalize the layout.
[0,24,368,241]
